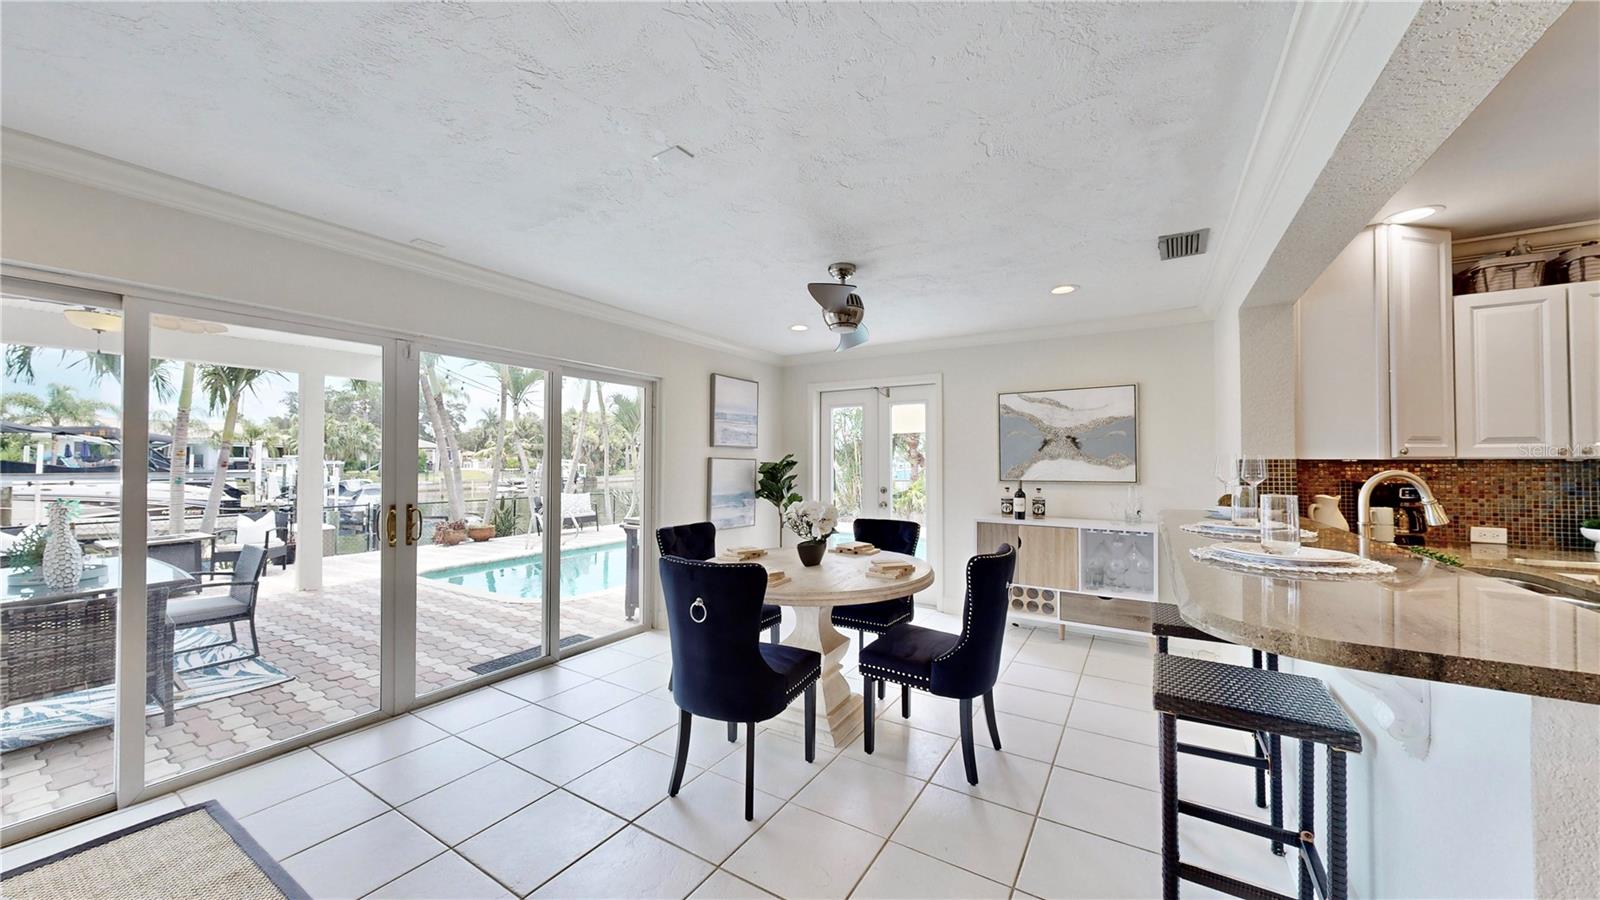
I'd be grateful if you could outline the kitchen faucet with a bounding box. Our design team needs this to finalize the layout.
[1356,470,1449,537]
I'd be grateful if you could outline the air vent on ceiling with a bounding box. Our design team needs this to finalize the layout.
[1157,228,1210,261]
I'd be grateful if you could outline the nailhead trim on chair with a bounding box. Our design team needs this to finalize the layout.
[932,547,1009,664]
[831,609,912,631]
[858,662,930,684]
[782,667,822,702]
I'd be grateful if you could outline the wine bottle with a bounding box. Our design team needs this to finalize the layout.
[1013,482,1027,520]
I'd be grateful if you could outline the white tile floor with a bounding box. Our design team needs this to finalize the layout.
[2,612,1300,899]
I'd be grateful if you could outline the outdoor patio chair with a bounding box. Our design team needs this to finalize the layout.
[559,492,600,531]
[167,543,269,672]
[212,510,288,571]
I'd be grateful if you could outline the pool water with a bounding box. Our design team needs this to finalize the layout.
[424,542,628,599]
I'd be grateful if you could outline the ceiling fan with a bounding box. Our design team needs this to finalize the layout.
[807,262,869,352]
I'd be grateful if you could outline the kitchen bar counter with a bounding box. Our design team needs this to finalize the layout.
[1159,509,1600,704]
[1423,540,1600,604]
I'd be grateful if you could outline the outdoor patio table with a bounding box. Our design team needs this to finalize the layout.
[2,559,197,725]
[719,548,934,750]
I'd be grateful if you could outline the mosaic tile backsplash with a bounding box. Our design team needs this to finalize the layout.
[1292,459,1600,551]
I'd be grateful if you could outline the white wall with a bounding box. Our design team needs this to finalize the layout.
[0,165,786,559]
[781,323,1217,603]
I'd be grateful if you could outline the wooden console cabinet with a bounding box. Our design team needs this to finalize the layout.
[975,516,1158,637]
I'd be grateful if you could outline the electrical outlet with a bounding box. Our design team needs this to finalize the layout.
[1470,526,1508,545]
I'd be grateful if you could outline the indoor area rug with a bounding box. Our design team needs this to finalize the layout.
[1,802,307,900]
[0,625,293,751]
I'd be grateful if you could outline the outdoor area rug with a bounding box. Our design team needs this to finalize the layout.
[0,625,293,751]
[2,802,308,900]
[469,633,591,674]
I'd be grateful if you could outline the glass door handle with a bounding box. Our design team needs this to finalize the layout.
[385,505,398,548]
[406,504,423,545]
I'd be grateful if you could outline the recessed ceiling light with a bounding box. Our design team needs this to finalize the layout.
[788,323,809,332]
[1050,284,1078,295]
[1385,205,1445,224]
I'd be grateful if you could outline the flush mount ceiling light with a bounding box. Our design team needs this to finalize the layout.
[62,307,122,334]
[788,323,809,332]
[1385,205,1445,224]
[153,314,228,335]
[1050,284,1078,295]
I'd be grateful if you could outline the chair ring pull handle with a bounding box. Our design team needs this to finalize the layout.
[690,598,708,624]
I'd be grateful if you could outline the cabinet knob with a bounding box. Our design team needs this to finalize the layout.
[1398,446,1410,456]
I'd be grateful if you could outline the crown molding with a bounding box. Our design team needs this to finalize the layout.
[1,129,781,366]
[1197,1,1420,318]
[778,306,1212,368]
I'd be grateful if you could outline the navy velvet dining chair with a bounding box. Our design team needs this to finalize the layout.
[830,517,921,709]
[858,543,1017,785]
[656,522,782,643]
[660,555,820,820]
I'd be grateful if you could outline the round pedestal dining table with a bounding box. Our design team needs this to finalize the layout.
[733,546,935,750]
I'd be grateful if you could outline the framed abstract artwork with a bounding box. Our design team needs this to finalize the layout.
[708,457,758,528]
[710,373,759,448]
[998,384,1138,483]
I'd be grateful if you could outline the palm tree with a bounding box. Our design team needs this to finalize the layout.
[596,387,613,523]
[504,366,544,535]
[198,366,278,533]
[610,391,642,517]
[567,380,591,493]
[482,364,511,517]
[166,361,196,534]
[1,384,114,427]
[420,354,465,521]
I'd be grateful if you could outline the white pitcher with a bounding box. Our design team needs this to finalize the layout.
[42,501,84,590]
[1307,494,1349,531]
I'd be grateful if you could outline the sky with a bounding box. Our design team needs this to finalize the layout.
[3,347,633,434]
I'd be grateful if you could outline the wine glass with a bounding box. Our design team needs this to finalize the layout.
[1212,455,1237,502]
[1239,457,1267,490]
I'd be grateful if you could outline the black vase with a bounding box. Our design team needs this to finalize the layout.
[796,539,826,567]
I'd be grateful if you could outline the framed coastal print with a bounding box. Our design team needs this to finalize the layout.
[708,457,758,528]
[710,373,759,448]
[998,384,1138,483]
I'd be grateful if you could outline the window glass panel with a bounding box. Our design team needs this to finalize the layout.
[1,291,122,827]
[144,315,382,786]
[558,376,644,648]
[416,355,548,696]
[889,401,928,558]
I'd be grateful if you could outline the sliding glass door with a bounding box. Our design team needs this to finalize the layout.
[404,347,654,698]
[0,282,126,831]
[0,278,655,843]
[139,308,388,789]
[411,350,551,697]
[557,374,648,651]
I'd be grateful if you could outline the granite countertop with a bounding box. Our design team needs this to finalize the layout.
[1420,541,1600,604]
[1160,510,1600,704]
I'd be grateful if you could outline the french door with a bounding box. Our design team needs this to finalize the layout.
[0,276,653,843]
[818,383,937,566]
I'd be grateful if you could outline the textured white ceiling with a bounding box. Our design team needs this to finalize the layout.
[1,2,1294,355]
[1376,2,1599,239]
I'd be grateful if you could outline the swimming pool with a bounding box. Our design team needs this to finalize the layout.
[423,542,628,599]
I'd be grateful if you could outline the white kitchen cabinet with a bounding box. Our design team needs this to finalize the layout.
[1569,281,1600,458]
[1296,224,1454,459]
[1386,225,1456,458]
[1453,285,1570,458]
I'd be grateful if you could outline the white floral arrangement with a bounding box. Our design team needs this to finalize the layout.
[784,500,838,543]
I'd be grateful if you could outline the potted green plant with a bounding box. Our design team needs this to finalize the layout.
[491,501,520,538]
[466,516,496,542]
[757,454,802,545]
[433,519,468,546]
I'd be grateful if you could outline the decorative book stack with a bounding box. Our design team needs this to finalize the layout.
[716,546,768,562]
[865,559,914,580]
[832,541,879,556]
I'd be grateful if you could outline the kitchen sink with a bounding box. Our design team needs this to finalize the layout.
[1465,566,1600,609]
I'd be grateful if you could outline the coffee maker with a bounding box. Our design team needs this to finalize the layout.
[1366,483,1430,545]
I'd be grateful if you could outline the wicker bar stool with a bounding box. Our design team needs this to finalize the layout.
[1154,654,1362,900]
[1150,602,1283,852]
